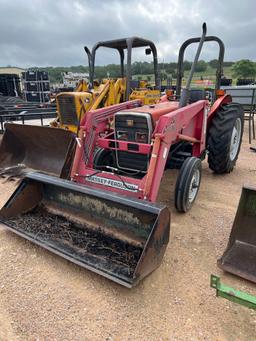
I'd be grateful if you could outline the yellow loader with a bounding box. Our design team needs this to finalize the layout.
[55,37,161,133]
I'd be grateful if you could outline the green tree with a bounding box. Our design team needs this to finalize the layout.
[232,59,256,78]
[195,60,207,72]
[165,65,176,74]
[223,61,234,67]
[209,59,219,68]
[160,71,167,81]
[183,60,192,71]
[132,62,142,75]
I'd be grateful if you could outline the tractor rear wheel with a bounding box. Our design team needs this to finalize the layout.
[207,103,244,174]
[174,157,202,213]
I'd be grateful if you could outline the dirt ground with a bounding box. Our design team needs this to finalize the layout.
[0,126,255,341]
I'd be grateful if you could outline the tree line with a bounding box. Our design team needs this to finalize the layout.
[31,59,256,84]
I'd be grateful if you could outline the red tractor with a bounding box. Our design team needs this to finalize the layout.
[0,24,244,287]
[71,23,243,212]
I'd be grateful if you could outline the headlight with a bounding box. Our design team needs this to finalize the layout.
[117,131,128,140]
[135,132,148,143]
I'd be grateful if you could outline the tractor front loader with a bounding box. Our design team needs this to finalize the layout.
[0,24,244,287]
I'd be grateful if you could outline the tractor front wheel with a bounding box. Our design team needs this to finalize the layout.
[207,103,244,173]
[174,157,202,213]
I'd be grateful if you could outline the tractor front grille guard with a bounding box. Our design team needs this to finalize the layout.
[72,101,209,202]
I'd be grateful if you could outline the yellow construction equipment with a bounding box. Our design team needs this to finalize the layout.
[53,37,161,132]
[75,79,89,92]
[130,88,161,105]
[55,78,126,133]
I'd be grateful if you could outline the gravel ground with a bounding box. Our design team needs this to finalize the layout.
[0,126,255,341]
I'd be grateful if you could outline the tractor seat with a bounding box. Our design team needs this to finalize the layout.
[189,89,205,103]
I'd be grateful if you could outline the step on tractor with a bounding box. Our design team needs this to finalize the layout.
[0,24,244,287]
[0,38,160,179]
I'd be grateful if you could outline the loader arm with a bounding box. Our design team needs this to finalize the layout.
[100,78,126,107]
[144,100,208,201]
[114,78,126,104]
[71,100,208,202]
[75,79,89,92]
[104,80,117,107]
[90,80,111,110]
[71,100,143,178]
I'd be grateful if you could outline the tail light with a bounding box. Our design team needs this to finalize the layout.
[216,89,225,97]
[166,89,173,97]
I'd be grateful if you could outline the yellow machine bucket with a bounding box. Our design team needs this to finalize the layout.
[0,173,170,287]
[0,123,75,179]
[218,185,256,283]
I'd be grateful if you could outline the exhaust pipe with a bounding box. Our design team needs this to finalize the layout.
[0,173,170,287]
[179,23,207,108]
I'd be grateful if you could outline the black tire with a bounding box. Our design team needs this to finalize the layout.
[175,157,202,213]
[207,103,244,174]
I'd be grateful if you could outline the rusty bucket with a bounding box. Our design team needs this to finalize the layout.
[0,172,170,287]
[0,123,75,179]
[218,185,256,283]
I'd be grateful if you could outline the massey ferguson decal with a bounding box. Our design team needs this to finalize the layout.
[86,175,139,192]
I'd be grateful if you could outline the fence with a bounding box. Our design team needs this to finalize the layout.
[0,111,57,133]
[221,86,256,143]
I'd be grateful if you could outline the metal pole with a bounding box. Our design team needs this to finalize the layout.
[0,116,3,133]
[179,23,207,108]
[125,38,133,101]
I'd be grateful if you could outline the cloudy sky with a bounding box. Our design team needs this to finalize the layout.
[0,0,255,67]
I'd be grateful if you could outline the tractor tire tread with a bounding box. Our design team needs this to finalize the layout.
[175,157,202,213]
[207,103,244,174]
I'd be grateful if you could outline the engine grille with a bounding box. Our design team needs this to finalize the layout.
[58,95,78,125]
[114,112,152,173]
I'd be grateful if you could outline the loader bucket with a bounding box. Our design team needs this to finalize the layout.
[0,123,75,179]
[0,172,170,287]
[218,185,256,283]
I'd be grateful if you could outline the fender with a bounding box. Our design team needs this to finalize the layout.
[207,94,232,125]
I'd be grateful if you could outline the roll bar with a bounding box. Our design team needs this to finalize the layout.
[83,46,92,79]
[176,35,225,96]
[84,37,159,100]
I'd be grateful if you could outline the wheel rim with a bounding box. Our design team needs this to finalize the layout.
[188,168,200,204]
[230,118,242,161]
